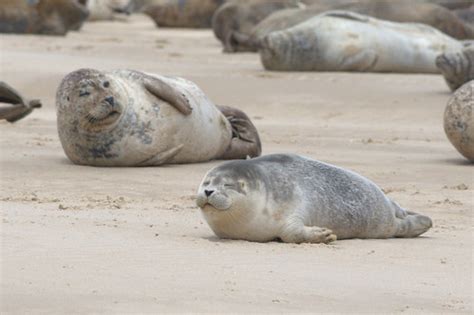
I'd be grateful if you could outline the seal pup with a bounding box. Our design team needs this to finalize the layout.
[260,11,464,73]
[56,69,261,166]
[436,47,474,91]
[196,154,433,243]
[0,0,89,35]
[212,0,303,52]
[143,0,225,28]
[444,80,474,162]
[0,82,42,122]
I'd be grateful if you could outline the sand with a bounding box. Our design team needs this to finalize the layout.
[0,15,472,314]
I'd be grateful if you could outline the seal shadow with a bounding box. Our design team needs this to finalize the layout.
[435,158,473,166]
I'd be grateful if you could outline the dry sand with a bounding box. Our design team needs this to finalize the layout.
[0,15,472,314]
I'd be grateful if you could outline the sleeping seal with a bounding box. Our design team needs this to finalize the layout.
[196,154,433,243]
[436,46,474,91]
[260,11,464,72]
[56,69,261,166]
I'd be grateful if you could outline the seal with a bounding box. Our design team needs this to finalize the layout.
[143,0,225,28]
[444,80,474,162]
[82,0,133,21]
[260,11,464,73]
[0,82,42,122]
[196,154,433,243]
[230,0,474,53]
[0,0,89,35]
[212,0,302,52]
[436,47,474,91]
[56,69,261,166]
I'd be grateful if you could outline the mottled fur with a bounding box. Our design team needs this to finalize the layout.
[260,11,463,73]
[444,80,474,162]
[437,47,474,91]
[56,69,261,166]
[196,154,432,243]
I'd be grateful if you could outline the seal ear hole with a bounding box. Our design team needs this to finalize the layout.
[103,81,110,88]
[66,96,70,101]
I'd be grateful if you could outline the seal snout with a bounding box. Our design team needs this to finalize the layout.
[204,189,214,197]
[104,96,115,107]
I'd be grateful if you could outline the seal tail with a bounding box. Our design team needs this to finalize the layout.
[393,202,433,238]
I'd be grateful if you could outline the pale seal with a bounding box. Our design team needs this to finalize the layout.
[196,154,433,243]
[0,82,42,122]
[444,80,474,162]
[56,69,261,166]
[260,11,464,73]
[436,47,474,91]
[0,0,89,35]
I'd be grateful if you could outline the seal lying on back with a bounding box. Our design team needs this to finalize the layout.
[260,11,463,72]
[0,0,89,35]
[443,80,474,162]
[56,69,261,166]
[436,47,474,91]
[196,154,433,243]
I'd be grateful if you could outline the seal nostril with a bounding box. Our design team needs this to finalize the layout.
[105,96,115,106]
[205,190,214,197]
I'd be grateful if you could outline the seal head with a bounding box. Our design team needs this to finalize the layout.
[57,68,126,133]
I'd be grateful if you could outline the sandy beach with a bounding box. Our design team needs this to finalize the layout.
[1,15,472,313]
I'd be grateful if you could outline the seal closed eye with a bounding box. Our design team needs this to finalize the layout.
[196,154,433,243]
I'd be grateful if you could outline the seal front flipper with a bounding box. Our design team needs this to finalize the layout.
[0,82,42,122]
[143,76,193,116]
[217,105,262,159]
[137,144,184,166]
[280,219,337,244]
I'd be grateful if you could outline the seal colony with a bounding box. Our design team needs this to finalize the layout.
[196,154,433,243]
[260,11,463,73]
[56,69,261,166]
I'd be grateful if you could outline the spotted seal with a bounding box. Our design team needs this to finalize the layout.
[56,69,261,166]
[196,154,433,243]
[260,11,464,72]
[444,80,474,162]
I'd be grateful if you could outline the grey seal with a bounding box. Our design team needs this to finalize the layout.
[229,0,474,53]
[56,69,261,166]
[260,11,464,73]
[444,80,474,162]
[0,0,89,35]
[196,154,433,243]
[436,47,474,91]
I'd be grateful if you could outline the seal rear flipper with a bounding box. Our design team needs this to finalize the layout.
[395,213,433,238]
[226,31,259,53]
[0,82,42,122]
[217,105,262,159]
[137,144,184,166]
[143,76,193,116]
[0,81,25,104]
